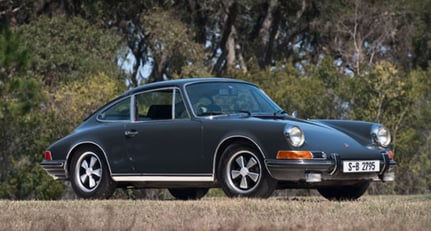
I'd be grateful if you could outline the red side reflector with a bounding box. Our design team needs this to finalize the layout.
[277,150,313,159]
[44,151,52,160]
[387,150,394,159]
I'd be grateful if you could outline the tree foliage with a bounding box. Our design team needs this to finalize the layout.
[0,28,62,199]
[0,14,125,199]
[140,10,209,83]
[48,72,125,135]
[16,15,123,87]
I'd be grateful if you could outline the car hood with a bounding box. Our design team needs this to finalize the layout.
[213,114,384,157]
[299,119,382,156]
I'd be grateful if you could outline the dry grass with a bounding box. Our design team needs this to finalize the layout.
[0,195,430,231]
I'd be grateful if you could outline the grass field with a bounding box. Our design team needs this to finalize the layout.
[1,194,430,231]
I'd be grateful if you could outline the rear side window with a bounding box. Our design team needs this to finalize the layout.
[97,97,131,121]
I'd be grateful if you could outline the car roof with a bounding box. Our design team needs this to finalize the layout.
[123,77,252,96]
[83,78,254,122]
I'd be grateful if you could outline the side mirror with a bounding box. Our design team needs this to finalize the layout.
[291,111,297,118]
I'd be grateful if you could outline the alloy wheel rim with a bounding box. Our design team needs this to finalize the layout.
[75,152,102,192]
[226,150,262,193]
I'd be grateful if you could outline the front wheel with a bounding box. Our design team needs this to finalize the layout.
[70,147,116,199]
[317,181,371,201]
[168,188,209,200]
[218,144,276,198]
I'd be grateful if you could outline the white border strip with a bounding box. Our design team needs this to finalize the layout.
[112,176,214,182]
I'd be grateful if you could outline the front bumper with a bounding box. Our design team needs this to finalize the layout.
[266,152,396,183]
[40,160,67,180]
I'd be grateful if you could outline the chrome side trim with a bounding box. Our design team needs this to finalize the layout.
[65,141,113,178]
[111,176,214,182]
[212,135,267,177]
[130,93,136,121]
[172,88,176,119]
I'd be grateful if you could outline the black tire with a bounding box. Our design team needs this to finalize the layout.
[168,188,209,200]
[70,147,116,199]
[218,144,276,198]
[317,181,371,201]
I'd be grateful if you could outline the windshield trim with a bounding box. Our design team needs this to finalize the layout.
[184,81,283,118]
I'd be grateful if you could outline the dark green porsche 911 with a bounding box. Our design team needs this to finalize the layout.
[41,78,395,200]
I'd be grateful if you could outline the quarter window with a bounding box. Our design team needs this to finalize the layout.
[98,97,131,121]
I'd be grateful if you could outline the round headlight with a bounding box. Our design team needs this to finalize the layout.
[371,125,391,147]
[284,125,305,147]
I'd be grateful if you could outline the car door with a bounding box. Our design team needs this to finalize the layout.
[95,96,132,173]
[125,88,209,174]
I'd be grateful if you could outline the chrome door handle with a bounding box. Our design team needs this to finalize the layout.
[124,130,139,137]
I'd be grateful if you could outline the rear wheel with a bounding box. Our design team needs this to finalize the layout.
[218,144,276,198]
[168,188,209,200]
[70,147,116,199]
[317,181,371,201]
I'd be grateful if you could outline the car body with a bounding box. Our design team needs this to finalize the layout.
[41,78,396,200]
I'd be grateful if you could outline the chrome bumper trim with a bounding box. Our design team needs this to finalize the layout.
[40,160,67,180]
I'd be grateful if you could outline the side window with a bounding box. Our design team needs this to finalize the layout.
[98,97,131,121]
[135,89,189,120]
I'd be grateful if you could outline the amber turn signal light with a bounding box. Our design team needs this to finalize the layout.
[277,150,313,159]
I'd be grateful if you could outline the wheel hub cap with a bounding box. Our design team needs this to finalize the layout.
[76,153,102,192]
[229,153,261,191]
[240,167,249,176]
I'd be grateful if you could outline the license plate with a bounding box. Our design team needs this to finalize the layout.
[343,160,380,173]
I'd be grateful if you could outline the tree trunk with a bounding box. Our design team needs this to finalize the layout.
[152,53,168,82]
[211,0,238,76]
[255,0,280,69]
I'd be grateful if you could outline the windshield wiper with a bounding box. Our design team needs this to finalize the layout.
[275,110,287,115]
[237,110,252,117]
[199,110,252,118]
[198,111,228,116]
[273,110,288,119]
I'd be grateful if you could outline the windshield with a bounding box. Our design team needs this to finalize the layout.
[186,82,282,116]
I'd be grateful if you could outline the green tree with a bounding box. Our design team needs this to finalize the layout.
[16,15,123,88]
[0,15,126,199]
[0,28,65,199]
[46,72,125,135]
[140,10,209,83]
[408,0,431,70]
[392,66,431,194]
[234,58,344,120]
